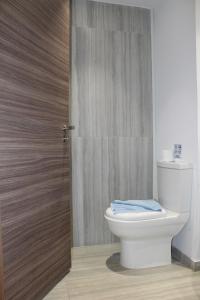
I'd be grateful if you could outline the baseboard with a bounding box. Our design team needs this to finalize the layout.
[172,246,200,271]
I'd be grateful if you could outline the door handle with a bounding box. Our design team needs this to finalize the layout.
[62,125,75,142]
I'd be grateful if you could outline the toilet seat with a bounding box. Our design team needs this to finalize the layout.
[106,206,168,221]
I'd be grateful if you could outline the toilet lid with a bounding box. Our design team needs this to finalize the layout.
[105,207,167,221]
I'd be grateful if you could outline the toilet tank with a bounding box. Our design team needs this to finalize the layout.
[157,161,193,213]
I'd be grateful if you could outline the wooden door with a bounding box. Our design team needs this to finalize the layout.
[0,1,71,299]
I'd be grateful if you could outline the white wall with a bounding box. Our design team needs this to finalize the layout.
[194,0,200,261]
[153,0,199,260]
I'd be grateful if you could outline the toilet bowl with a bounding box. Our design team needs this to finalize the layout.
[105,161,193,269]
[105,208,188,269]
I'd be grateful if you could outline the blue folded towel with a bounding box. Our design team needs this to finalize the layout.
[111,200,162,214]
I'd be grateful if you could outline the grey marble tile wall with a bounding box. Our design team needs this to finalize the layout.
[72,0,153,246]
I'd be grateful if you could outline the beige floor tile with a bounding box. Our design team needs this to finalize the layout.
[44,244,200,300]
[43,278,69,300]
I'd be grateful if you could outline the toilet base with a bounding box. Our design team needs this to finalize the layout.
[120,237,172,269]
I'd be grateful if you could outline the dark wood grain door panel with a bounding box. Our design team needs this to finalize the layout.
[0,1,71,299]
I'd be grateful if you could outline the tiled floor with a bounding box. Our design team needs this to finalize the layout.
[44,244,200,300]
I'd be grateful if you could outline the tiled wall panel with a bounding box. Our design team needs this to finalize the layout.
[72,0,153,246]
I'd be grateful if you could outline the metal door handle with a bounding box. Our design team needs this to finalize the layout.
[63,125,75,131]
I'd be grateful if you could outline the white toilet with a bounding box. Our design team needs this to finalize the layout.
[105,161,193,269]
